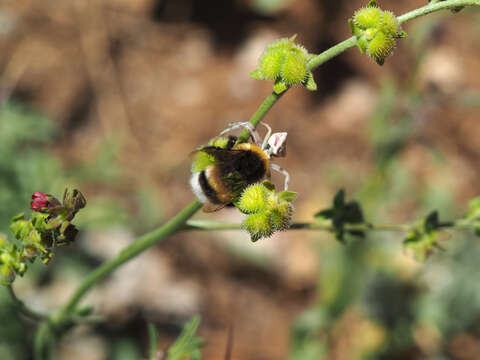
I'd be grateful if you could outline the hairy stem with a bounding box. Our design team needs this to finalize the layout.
[54,200,202,320]
[185,220,472,233]
[7,285,47,321]
[34,322,53,360]
[50,0,480,337]
[307,36,358,71]
[148,323,159,360]
[398,0,480,24]
[237,91,284,144]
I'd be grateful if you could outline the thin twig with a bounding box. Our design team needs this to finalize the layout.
[7,285,48,322]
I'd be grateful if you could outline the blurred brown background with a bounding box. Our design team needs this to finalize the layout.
[1,0,480,359]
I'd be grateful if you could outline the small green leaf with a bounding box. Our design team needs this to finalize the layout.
[273,80,289,94]
[249,68,265,80]
[167,316,204,360]
[314,189,366,242]
[278,191,297,202]
[349,19,361,37]
[262,180,276,192]
[333,189,345,209]
[367,0,378,7]
[404,230,437,262]
[403,211,442,261]
[314,209,334,219]
[303,72,317,91]
[357,37,368,53]
[424,211,439,232]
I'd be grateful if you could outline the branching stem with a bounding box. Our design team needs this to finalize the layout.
[42,0,480,349]
[7,285,47,321]
[184,219,473,233]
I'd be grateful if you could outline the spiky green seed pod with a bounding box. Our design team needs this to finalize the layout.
[259,49,285,80]
[238,183,296,241]
[354,7,381,29]
[250,35,316,94]
[380,11,400,36]
[367,31,395,65]
[281,52,307,85]
[244,212,274,242]
[237,184,268,214]
[270,203,294,231]
[349,1,405,66]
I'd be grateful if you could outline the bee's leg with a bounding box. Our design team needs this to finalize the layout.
[270,163,290,190]
[219,122,262,145]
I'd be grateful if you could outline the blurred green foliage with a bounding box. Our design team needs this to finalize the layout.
[0,100,163,358]
[289,16,480,360]
[166,316,204,360]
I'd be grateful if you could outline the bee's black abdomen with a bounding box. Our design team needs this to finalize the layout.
[233,150,267,183]
[199,170,221,204]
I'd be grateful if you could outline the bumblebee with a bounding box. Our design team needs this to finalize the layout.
[190,122,290,212]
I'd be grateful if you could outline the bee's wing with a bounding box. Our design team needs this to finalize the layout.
[197,147,245,162]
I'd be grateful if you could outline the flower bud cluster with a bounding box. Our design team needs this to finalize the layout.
[0,189,86,285]
[236,182,296,242]
[349,0,406,65]
[250,35,317,94]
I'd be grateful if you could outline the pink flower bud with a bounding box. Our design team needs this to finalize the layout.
[30,192,50,211]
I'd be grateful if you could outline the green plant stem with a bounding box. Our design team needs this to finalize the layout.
[34,322,53,360]
[307,36,358,71]
[148,323,159,360]
[7,285,47,321]
[236,91,284,144]
[48,0,480,342]
[184,219,472,233]
[54,200,202,322]
[398,0,480,24]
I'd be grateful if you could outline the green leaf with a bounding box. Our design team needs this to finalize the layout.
[404,230,437,262]
[262,180,276,192]
[314,189,366,242]
[333,189,345,209]
[167,316,204,360]
[303,72,317,91]
[314,209,334,219]
[278,191,297,202]
[273,80,289,94]
[349,19,361,37]
[249,68,265,80]
[424,211,439,232]
[403,211,442,261]
[356,37,368,53]
[367,0,378,8]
